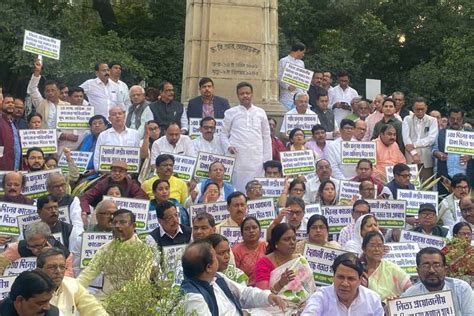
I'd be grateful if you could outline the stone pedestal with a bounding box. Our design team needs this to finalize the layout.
[181,0,285,116]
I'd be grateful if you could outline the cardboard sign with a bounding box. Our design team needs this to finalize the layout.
[304,203,321,220]
[365,79,381,101]
[0,202,37,236]
[255,177,285,199]
[388,290,455,316]
[284,114,319,136]
[3,257,36,276]
[383,242,420,276]
[399,230,446,249]
[56,105,94,129]
[22,168,62,199]
[280,150,316,176]
[385,164,420,187]
[194,152,235,181]
[321,205,353,233]
[304,244,349,285]
[162,245,186,285]
[58,151,92,174]
[23,30,61,60]
[0,276,16,299]
[189,118,223,139]
[341,141,376,164]
[19,129,57,155]
[189,201,229,224]
[102,196,149,229]
[17,206,69,237]
[281,63,313,91]
[365,199,407,228]
[80,232,114,268]
[172,154,197,182]
[338,180,364,204]
[220,226,267,248]
[246,199,275,226]
[397,189,438,216]
[444,129,474,155]
[98,146,140,172]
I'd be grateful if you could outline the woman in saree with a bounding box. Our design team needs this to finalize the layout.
[254,223,316,313]
[295,214,341,254]
[344,213,379,255]
[317,179,337,206]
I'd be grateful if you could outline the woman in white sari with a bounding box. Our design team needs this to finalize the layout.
[254,223,316,315]
[344,213,379,255]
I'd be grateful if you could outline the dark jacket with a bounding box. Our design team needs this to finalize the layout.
[149,224,191,248]
[0,297,60,316]
[149,100,184,135]
[412,225,449,237]
[386,179,415,199]
[186,95,230,119]
[0,113,20,171]
[313,107,335,133]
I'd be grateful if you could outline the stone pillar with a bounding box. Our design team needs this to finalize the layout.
[181,0,285,116]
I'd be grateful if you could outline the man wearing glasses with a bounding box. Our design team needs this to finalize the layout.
[192,117,226,155]
[458,197,474,239]
[125,85,153,139]
[411,203,448,237]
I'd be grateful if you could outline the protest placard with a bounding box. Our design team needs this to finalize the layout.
[246,199,275,226]
[98,146,140,172]
[220,226,267,248]
[171,154,197,182]
[383,242,420,276]
[366,79,381,101]
[19,129,57,155]
[102,196,149,229]
[194,152,235,181]
[189,118,223,139]
[162,244,186,285]
[304,244,349,285]
[386,164,420,187]
[399,230,446,249]
[280,150,315,176]
[17,205,69,237]
[321,205,353,233]
[365,199,407,228]
[444,129,474,155]
[58,151,92,174]
[80,232,114,268]
[0,276,16,299]
[341,141,376,164]
[189,201,229,224]
[3,257,37,276]
[255,177,285,200]
[281,63,313,91]
[295,230,307,241]
[396,189,438,216]
[0,202,37,236]
[56,105,94,129]
[22,168,62,199]
[388,290,455,316]
[338,180,365,204]
[23,30,61,60]
[305,203,321,220]
[283,114,319,136]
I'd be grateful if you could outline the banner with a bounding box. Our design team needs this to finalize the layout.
[171,154,197,182]
[246,199,275,226]
[396,189,438,216]
[58,151,92,174]
[341,141,376,164]
[399,230,446,249]
[283,114,319,136]
[304,244,349,285]
[444,129,474,155]
[19,129,57,155]
[3,257,36,276]
[22,168,62,199]
[0,202,37,236]
[281,63,313,91]
[280,150,315,176]
[56,105,94,129]
[189,118,223,139]
[23,30,61,60]
[102,196,149,229]
[385,164,420,187]
[80,232,114,268]
[189,201,229,224]
[365,199,406,228]
[0,276,16,299]
[98,146,140,172]
[321,205,353,233]
[383,242,420,276]
[194,152,235,181]
[388,291,455,316]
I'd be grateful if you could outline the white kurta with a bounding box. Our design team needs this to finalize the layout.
[278,55,305,110]
[93,127,140,170]
[150,135,196,163]
[279,108,319,133]
[220,105,272,192]
[328,84,359,125]
[326,137,358,180]
[193,135,226,155]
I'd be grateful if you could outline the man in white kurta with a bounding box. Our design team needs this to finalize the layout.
[328,71,359,125]
[326,119,358,180]
[279,92,319,134]
[220,82,272,192]
[278,43,306,110]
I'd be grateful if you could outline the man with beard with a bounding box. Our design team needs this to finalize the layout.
[403,247,474,315]
[13,98,28,129]
[37,248,107,316]
[0,94,22,170]
[150,121,196,165]
[459,197,474,239]
[268,118,286,161]
[24,147,45,172]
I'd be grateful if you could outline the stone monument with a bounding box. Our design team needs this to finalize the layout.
[181,0,284,115]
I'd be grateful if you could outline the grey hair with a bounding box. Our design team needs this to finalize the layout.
[46,173,65,190]
[95,199,117,213]
[129,85,145,96]
[294,91,309,102]
[24,222,51,241]
[245,180,262,192]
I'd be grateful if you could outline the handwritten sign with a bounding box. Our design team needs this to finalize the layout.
[58,151,92,174]
[365,199,407,228]
[255,177,285,199]
[280,150,315,176]
[444,129,474,155]
[246,199,275,226]
[171,154,197,182]
[98,146,140,172]
[23,30,61,60]
[321,205,353,233]
[386,164,420,187]
[3,257,37,276]
[80,232,113,268]
[19,129,57,155]
[397,189,438,216]
[56,105,94,129]
[137,210,159,236]
[220,226,267,248]
[341,141,376,164]
[383,242,420,276]
[304,244,348,285]
[17,206,69,237]
[305,203,321,220]
[284,114,319,136]
[399,230,446,249]
[190,201,229,224]
[102,196,149,229]
[22,168,62,199]
[194,152,235,181]
[0,276,16,299]
[189,118,223,139]
[281,63,313,91]
[388,291,455,316]
[0,202,37,236]
[162,244,186,285]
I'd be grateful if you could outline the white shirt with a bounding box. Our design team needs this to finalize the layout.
[328,85,359,125]
[326,137,358,180]
[80,78,121,117]
[150,135,196,164]
[278,55,305,110]
[305,176,340,203]
[93,127,140,169]
[402,114,438,147]
[301,284,384,316]
[280,108,319,133]
[192,135,226,156]
[114,79,131,109]
[144,225,184,248]
[126,105,154,139]
[184,272,272,316]
[68,196,84,234]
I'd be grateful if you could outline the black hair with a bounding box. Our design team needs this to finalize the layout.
[158,81,172,92]
[182,240,214,279]
[240,216,261,235]
[88,114,108,126]
[226,191,247,206]
[105,184,123,196]
[155,154,175,167]
[108,61,122,69]
[412,96,427,106]
[393,163,410,176]
[26,147,44,159]
[95,62,108,71]
[289,128,304,141]
[37,195,58,211]
[311,124,326,134]
[155,201,176,220]
[416,247,446,266]
[352,199,371,213]
[200,116,216,127]
[193,212,216,227]
[307,214,328,235]
[68,86,85,96]
[361,231,384,250]
[204,233,228,248]
[112,209,136,224]
[9,270,55,301]
[380,124,396,134]
[382,97,395,107]
[199,77,214,87]
[452,222,472,236]
[236,81,253,93]
[360,214,377,232]
[356,158,373,169]
[166,121,181,130]
[316,92,329,100]
[337,70,349,78]
[263,160,282,173]
[450,173,470,188]
[291,42,306,52]
[44,80,58,88]
[152,178,170,192]
[57,83,67,91]
[289,179,306,192]
[447,107,465,117]
[332,253,364,277]
[318,179,336,202]
[266,223,294,254]
[340,119,355,129]
[27,112,43,123]
[36,247,66,268]
[203,182,220,194]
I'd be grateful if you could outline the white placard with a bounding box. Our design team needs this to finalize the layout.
[383,242,419,276]
[255,177,285,199]
[365,199,407,228]
[365,79,381,101]
[189,118,223,139]
[56,105,94,129]
[98,146,140,173]
[444,129,474,155]
[189,201,229,224]
[0,202,37,236]
[304,244,349,285]
[338,180,363,203]
[397,189,438,216]
[388,290,455,316]
[80,232,113,268]
[280,150,316,176]
[194,152,235,181]
[341,141,376,164]
[171,154,197,182]
[246,199,275,226]
[284,114,319,136]
[281,63,313,91]
[219,226,267,248]
[17,206,69,237]
[3,257,37,276]
[304,203,321,220]
[23,30,61,60]
[102,196,149,230]
[58,151,92,174]
[321,205,353,233]
[19,129,58,155]
[399,230,446,249]
[22,168,62,199]
[0,276,16,299]
[162,244,186,285]
[385,164,420,187]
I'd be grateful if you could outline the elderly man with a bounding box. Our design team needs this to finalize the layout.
[429,110,444,129]
[327,119,357,180]
[246,180,263,201]
[328,71,359,125]
[0,171,33,204]
[37,248,107,316]
[305,159,340,203]
[216,192,248,231]
[150,122,196,164]
[90,200,117,233]
[280,91,319,135]
[93,105,140,170]
[193,161,235,203]
[374,124,406,179]
[372,98,404,153]
[353,120,367,141]
[438,174,470,229]
[278,42,306,110]
[126,85,153,139]
[351,159,391,198]
[268,197,307,237]
[0,94,22,170]
[412,203,448,237]
[192,117,226,155]
[458,197,474,237]
[181,240,285,315]
[77,115,108,172]
[338,200,371,247]
[403,247,474,315]
[187,77,230,119]
[302,253,383,315]
[393,91,410,119]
